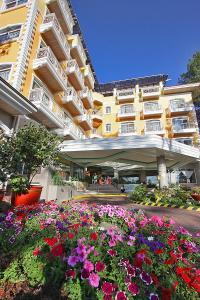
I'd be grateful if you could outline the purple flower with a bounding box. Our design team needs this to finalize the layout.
[67,256,79,267]
[140,271,152,285]
[88,272,100,287]
[149,293,159,300]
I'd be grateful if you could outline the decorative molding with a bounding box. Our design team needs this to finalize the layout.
[12,0,38,91]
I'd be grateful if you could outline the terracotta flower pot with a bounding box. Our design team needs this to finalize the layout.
[12,185,43,206]
[191,193,200,202]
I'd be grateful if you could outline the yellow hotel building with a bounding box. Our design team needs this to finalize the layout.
[0,0,200,194]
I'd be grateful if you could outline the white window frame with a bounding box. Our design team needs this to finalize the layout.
[120,122,135,134]
[120,104,134,114]
[2,0,28,10]
[144,101,160,112]
[105,123,111,132]
[105,106,111,114]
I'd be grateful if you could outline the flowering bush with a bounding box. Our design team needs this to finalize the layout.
[0,202,200,299]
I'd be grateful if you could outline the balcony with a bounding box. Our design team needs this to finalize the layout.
[55,120,85,140]
[169,103,193,115]
[40,13,70,61]
[116,89,135,103]
[46,0,74,34]
[76,113,92,131]
[68,34,87,67]
[33,47,68,92]
[143,103,163,116]
[141,86,161,100]
[118,125,137,137]
[91,111,103,128]
[79,87,93,109]
[145,123,165,135]
[117,107,136,120]
[29,88,65,129]
[90,129,102,139]
[62,87,84,116]
[84,65,95,90]
[172,123,197,134]
[66,60,85,91]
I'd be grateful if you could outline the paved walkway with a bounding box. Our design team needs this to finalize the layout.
[76,194,200,234]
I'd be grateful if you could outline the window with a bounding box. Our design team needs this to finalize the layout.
[105,123,111,132]
[0,25,21,44]
[0,64,12,81]
[145,120,161,132]
[105,106,111,114]
[4,0,28,9]
[120,104,134,114]
[120,122,135,134]
[170,98,185,110]
[172,118,188,130]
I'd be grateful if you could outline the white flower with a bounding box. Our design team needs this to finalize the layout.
[147,236,154,241]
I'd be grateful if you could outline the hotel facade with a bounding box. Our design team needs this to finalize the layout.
[0,0,200,195]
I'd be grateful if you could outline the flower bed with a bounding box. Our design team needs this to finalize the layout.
[0,202,200,299]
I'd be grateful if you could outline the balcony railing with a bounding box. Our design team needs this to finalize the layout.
[46,0,74,34]
[145,122,164,134]
[172,123,197,133]
[29,88,65,128]
[64,120,85,140]
[170,103,193,113]
[77,112,92,130]
[4,0,28,9]
[79,87,93,109]
[84,64,95,89]
[141,86,160,99]
[66,59,85,90]
[0,69,10,81]
[33,47,68,92]
[117,107,135,118]
[116,89,135,102]
[119,125,136,136]
[0,29,20,43]
[41,13,70,60]
[69,34,87,67]
[62,87,84,115]
[143,103,162,114]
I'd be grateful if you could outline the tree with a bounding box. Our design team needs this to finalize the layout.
[179,52,200,84]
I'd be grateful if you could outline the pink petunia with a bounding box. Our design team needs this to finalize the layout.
[115,291,127,300]
[88,272,100,287]
[95,261,105,272]
[128,282,139,296]
[84,260,94,272]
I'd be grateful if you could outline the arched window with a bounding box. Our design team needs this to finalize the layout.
[0,64,12,81]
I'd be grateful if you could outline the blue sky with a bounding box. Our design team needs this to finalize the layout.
[71,0,200,85]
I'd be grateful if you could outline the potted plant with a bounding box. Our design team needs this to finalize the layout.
[0,124,61,206]
[191,187,200,202]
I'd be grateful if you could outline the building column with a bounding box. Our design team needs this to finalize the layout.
[195,161,200,185]
[157,156,169,188]
[139,170,146,184]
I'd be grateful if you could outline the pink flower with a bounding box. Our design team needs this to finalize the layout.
[150,215,163,227]
[109,239,116,247]
[128,282,139,296]
[95,261,105,272]
[169,218,175,225]
[107,249,117,256]
[88,272,100,287]
[140,217,148,227]
[68,255,79,267]
[84,260,94,272]
[115,291,127,300]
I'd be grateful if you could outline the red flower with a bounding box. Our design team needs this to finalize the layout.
[68,232,75,239]
[107,249,117,256]
[126,265,136,277]
[90,232,98,241]
[151,272,159,286]
[51,244,63,256]
[164,258,174,265]
[102,282,116,295]
[154,249,164,254]
[66,269,75,279]
[81,269,90,279]
[33,246,40,256]
[161,287,172,300]
[95,261,105,272]
[144,257,152,265]
[44,237,58,247]
[103,295,112,300]
[128,282,139,296]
